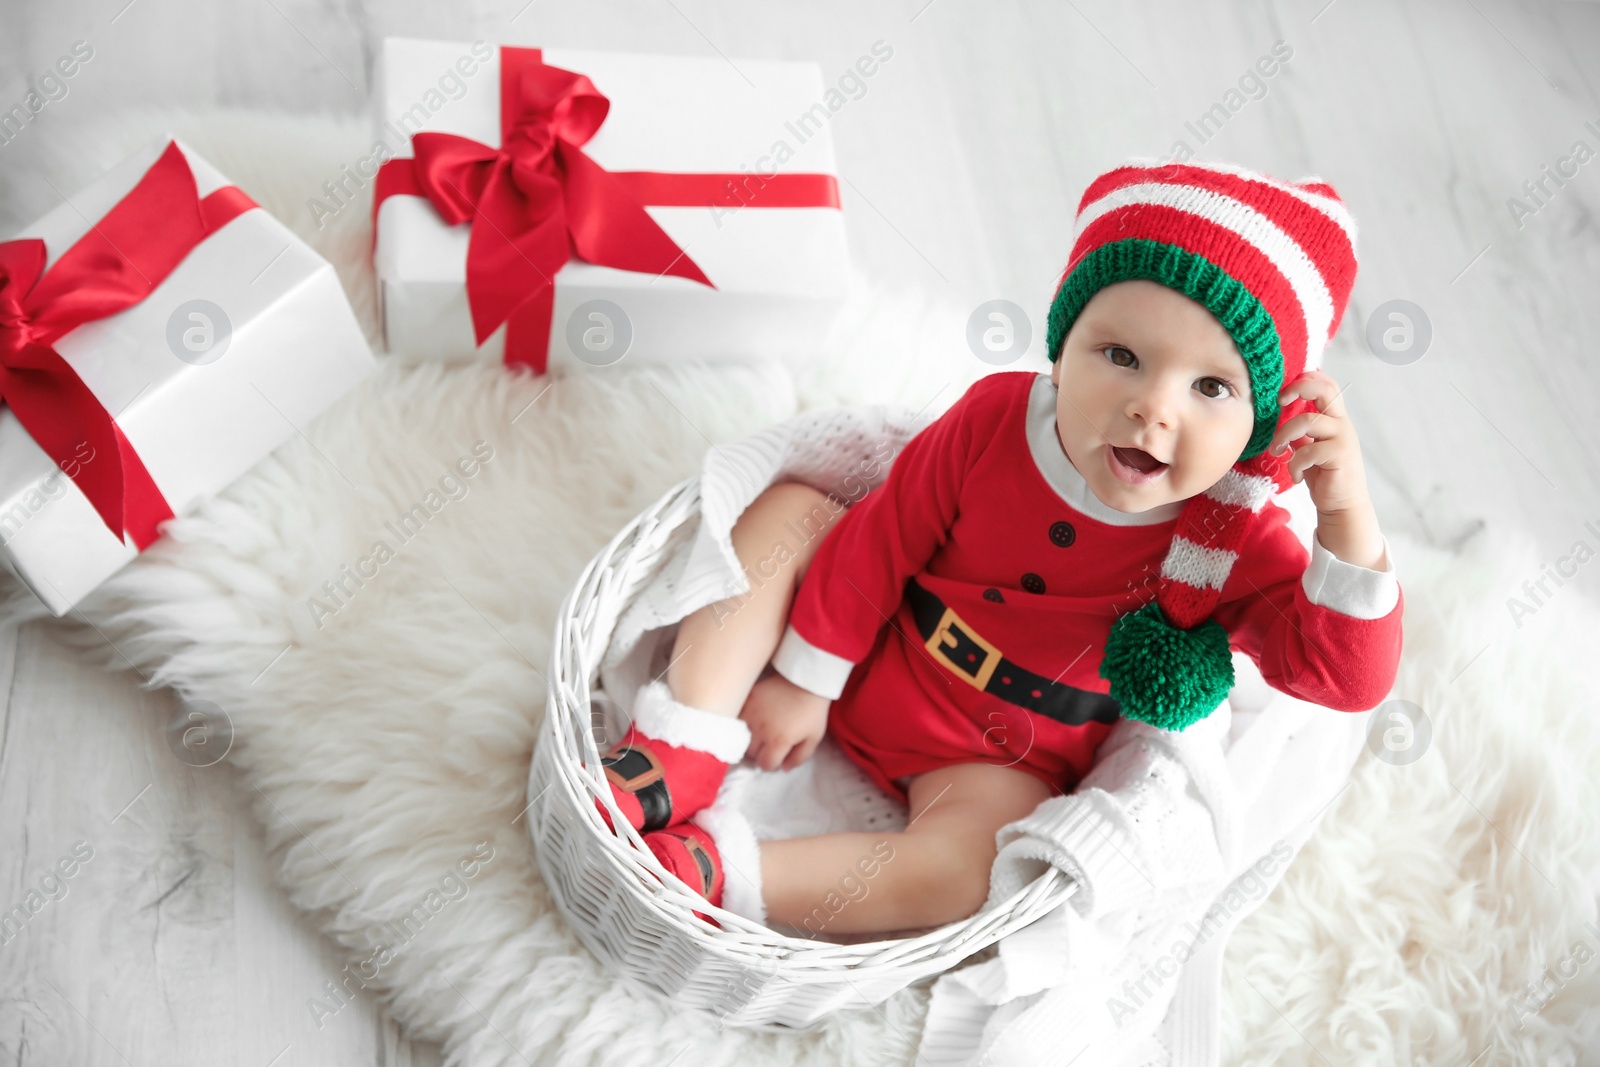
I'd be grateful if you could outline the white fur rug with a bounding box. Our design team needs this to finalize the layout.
[6,108,1600,1067]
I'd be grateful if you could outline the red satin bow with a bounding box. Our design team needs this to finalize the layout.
[374,46,843,373]
[0,141,257,551]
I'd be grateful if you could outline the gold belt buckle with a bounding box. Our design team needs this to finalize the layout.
[926,605,1002,690]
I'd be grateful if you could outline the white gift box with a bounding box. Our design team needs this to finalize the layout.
[0,137,376,616]
[372,37,852,370]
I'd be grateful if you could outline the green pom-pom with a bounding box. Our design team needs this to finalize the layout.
[1099,600,1234,731]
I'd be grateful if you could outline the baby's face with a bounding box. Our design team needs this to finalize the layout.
[1050,279,1257,513]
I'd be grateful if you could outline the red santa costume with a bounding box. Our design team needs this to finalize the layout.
[770,368,1404,805]
[608,160,1407,925]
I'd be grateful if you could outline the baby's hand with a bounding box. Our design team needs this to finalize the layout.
[1272,370,1387,569]
[1270,370,1371,508]
[741,672,830,772]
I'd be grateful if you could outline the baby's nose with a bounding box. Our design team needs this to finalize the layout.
[1130,387,1181,424]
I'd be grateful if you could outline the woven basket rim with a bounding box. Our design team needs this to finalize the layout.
[537,472,1077,976]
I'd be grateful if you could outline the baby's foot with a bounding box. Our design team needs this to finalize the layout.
[593,680,751,833]
[643,822,725,928]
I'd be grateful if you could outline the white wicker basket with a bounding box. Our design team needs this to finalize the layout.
[528,473,1078,1030]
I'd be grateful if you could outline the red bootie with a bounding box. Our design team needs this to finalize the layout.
[644,821,725,927]
[592,680,751,834]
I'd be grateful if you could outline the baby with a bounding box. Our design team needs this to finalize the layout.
[591,159,1404,937]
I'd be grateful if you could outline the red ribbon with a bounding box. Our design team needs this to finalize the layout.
[373,46,843,374]
[0,141,258,551]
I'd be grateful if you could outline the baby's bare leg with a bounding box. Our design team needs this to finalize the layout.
[752,762,1054,937]
[666,481,843,718]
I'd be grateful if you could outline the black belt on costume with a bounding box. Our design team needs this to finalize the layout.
[904,577,1122,728]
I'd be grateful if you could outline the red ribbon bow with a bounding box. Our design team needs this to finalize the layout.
[374,46,842,373]
[0,141,257,551]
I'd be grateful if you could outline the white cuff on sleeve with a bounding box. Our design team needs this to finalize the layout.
[1301,530,1400,620]
[989,792,1158,922]
[770,623,855,701]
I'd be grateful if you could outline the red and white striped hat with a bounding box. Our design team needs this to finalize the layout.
[1044,158,1360,732]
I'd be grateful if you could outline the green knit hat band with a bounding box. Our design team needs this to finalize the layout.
[1044,238,1284,462]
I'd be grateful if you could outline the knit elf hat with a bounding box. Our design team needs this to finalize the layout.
[1045,159,1359,732]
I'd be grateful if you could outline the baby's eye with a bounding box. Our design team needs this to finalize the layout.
[1196,377,1234,399]
[1103,345,1136,367]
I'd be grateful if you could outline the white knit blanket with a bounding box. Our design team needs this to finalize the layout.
[596,402,1371,1067]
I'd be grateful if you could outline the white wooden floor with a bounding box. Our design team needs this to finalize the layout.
[3,1,1600,1064]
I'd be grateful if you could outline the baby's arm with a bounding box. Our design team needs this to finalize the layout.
[1211,368,1405,710]
[1216,364,1408,710]
[770,377,998,702]
[1212,495,1403,712]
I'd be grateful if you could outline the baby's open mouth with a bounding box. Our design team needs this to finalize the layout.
[1110,446,1167,474]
